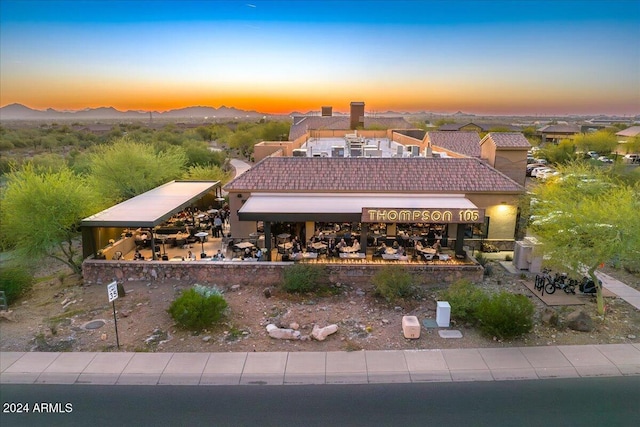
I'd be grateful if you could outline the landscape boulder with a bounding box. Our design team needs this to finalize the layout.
[311,324,338,341]
[540,308,559,326]
[566,310,593,332]
[266,323,300,340]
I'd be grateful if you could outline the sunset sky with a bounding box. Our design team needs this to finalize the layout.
[1,0,639,115]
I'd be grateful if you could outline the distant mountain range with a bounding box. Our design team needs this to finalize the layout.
[0,103,269,121]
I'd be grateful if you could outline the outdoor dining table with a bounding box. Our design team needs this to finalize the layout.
[311,242,328,250]
[234,241,255,249]
[278,242,293,250]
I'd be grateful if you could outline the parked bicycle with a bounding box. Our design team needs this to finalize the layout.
[534,268,556,295]
[550,272,577,294]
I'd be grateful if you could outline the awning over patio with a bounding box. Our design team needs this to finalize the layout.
[81,180,220,228]
[238,193,483,223]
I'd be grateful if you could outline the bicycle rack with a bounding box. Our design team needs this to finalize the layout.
[0,291,8,311]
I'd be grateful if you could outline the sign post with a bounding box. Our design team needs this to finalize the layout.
[107,281,120,349]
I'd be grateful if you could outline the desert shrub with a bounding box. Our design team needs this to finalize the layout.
[168,285,227,331]
[0,266,34,305]
[372,265,416,303]
[476,291,535,340]
[439,279,487,323]
[504,254,513,262]
[282,264,323,294]
[475,252,488,266]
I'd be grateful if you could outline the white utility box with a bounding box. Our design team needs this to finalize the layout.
[436,301,451,327]
[402,315,421,339]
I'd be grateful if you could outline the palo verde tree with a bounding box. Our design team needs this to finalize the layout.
[528,162,640,314]
[89,137,187,203]
[0,164,104,274]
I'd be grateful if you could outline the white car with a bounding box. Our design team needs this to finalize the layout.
[531,167,553,178]
[538,169,559,180]
[597,156,613,163]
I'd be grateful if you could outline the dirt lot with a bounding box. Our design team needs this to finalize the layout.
[1,257,639,353]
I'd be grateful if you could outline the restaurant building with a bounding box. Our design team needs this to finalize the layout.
[224,152,527,261]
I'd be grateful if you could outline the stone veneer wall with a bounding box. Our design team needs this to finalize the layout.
[82,260,483,288]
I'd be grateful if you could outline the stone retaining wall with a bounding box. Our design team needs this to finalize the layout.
[83,260,484,288]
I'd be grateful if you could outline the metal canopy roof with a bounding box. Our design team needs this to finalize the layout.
[238,193,479,222]
[81,180,219,228]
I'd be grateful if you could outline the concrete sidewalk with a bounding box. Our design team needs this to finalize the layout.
[2,344,639,386]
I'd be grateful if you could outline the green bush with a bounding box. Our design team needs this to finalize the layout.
[439,280,487,323]
[476,292,535,340]
[0,266,34,305]
[168,285,227,331]
[372,265,416,303]
[282,264,323,294]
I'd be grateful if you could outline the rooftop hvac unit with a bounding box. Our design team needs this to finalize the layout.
[331,146,345,157]
[407,145,420,156]
[292,149,307,157]
[397,146,405,157]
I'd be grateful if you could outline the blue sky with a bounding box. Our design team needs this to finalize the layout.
[1,0,639,115]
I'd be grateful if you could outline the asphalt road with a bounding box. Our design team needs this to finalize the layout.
[1,377,638,427]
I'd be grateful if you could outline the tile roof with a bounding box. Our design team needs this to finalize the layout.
[224,157,523,194]
[426,131,481,157]
[615,126,640,137]
[538,124,581,133]
[437,122,519,131]
[288,116,412,140]
[480,132,531,149]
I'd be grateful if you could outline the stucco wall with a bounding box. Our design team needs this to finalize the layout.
[82,260,484,288]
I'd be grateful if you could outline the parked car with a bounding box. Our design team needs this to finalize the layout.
[587,151,599,158]
[623,154,639,164]
[597,156,613,163]
[531,167,553,178]
[526,163,547,176]
[538,169,560,180]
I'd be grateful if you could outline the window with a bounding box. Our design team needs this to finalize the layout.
[465,216,490,238]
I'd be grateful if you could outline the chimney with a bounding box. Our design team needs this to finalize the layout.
[350,102,365,130]
[321,106,332,117]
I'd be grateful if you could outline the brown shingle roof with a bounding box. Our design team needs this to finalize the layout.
[426,131,481,157]
[224,157,523,193]
[480,132,531,149]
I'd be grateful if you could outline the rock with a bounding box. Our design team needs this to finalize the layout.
[628,334,636,339]
[311,324,338,341]
[541,308,559,326]
[120,310,131,318]
[289,322,300,330]
[266,324,300,340]
[381,319,389,324]
[263,287,272,298]
[355,289,365,297]
[566,310,594,332]
[0,310,16,322]
[202,336,211,342]
[231,285,241,291]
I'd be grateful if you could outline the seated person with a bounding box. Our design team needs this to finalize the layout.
[375,242,387,256]
[415,241,424,252]
[351,239,361,252]
[133,250,144,260]
[336,238,347,251]
[255,248,263,261]
[244,247,253,258]
[306,241,317,252]
[397,246,406,256]
[292,242,302,254]
[214,249,225,260]
[432,239,442,254]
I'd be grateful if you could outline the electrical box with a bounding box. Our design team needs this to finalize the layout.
[402,315,421,339]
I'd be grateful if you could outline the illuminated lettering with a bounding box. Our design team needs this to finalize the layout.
[362,208,483,224]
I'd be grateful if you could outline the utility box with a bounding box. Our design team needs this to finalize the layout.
[436,301,451,327]
[402,315,421,339]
